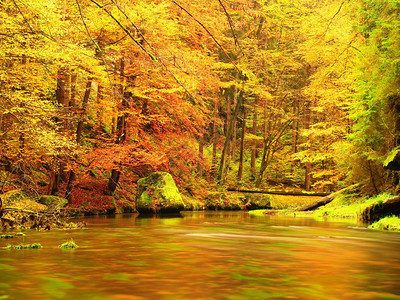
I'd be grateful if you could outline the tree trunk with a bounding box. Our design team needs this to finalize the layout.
[255,120,292,188]
[65,79,93,202]
[360,195,400,222]
[297,184,361,211]
[70,72,77,107]
[50,66,70,194]
[212,100,219,173]
[228,188,329,197]
[237,103,246,180]
[76,80,92,145]
[49,171,60,195]
[107,58,128,195]
[96,83,105,135]
[107,169,121,195]
[218,83,244,184]
[251,98,257,178]
[304,100,312,191]
[198,134,204,177]
[231,84,238,162]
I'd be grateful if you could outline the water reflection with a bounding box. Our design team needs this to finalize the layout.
[1,211,400,299]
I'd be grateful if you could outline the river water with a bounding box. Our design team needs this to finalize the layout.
[1,211,400,299]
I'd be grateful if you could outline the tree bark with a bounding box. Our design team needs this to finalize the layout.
[237,103,246,180]
[49,66,70,195]
[251,98,257,178]
[65,79,93,202]
[360,195,400,222]
[198,134,204,177]
[228,188,329,197]
[231,84,238,162]
[218,82,244,184]
[212,99,219,173]
[297,184,360,211]
[76,80,92,145]
[107,58,128,195]
[304,100,313,191]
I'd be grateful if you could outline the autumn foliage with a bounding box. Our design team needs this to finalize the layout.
[1,0,400,213]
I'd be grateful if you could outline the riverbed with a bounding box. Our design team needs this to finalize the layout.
[1,212,400,299]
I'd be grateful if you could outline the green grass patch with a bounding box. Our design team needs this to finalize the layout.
[5,243,42,250]
[248,193,398,229]
[269,195,318,209]
[59,239,79,249]
[247,210,267,216]
[314,193,393,220]
[369,216,400,232]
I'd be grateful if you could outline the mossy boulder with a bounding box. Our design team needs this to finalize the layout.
[244,194,272,210]
[38,195,68,211]
[136,172,184,213]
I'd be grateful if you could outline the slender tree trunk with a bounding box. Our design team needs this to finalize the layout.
[237,103,247,180]
[70,72,77,107]
[218,83,244,184]
[291,99,299,173]
[304,100,312,191]
[107,58,128,195]
[76,81,92,145]
[198,134,204,177]
[251,98,257,177]
[231,84,238,162]
[49,66,70,195]
[65,80,93,201]
[212,100,219,171]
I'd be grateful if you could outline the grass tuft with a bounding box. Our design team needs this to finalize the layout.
[5,243,42,250]
[59,239,79,249]
[369,216,400,232]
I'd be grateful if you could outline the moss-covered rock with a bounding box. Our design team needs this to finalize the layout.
[136,172,184,213]
[38,195,68,211]
[244,194,272,210]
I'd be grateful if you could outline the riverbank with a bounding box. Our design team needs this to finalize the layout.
[248,192,400,232]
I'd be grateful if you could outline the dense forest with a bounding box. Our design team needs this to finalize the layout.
[1,0,400,215]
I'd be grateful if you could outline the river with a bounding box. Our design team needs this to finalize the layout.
[1,211,400,299]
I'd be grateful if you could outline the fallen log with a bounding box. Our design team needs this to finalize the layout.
[360,196,400,222]
[227,188,329,197]
[297,184,361,211]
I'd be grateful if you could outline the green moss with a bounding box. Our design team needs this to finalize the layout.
[369,216,400,231]
[136,172,184,213]
[383,147,400,170]
[181,194,205,210]
[314,193,394,220]
[244,194,272,210]
[1,235,14,239]
[38,195,68,210]
[204,192,244,210]
[15,232,26,236]
[247,209,267,216]
[59,239,79,249]
[5,243,42,250]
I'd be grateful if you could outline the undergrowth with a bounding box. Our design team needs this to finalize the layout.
[369,216,400,231]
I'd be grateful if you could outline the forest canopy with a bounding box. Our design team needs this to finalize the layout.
[1,0,400,207]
